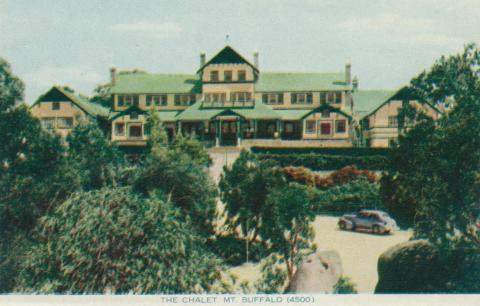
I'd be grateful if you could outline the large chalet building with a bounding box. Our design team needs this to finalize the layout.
[32,45,441,148]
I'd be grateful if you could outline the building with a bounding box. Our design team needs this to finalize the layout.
[31,86,109,137]
[354,87,441,147]
[32,45,442,149]
[109,45,354,149]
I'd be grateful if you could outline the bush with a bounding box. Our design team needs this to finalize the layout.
[16,187,224,294]
[256,154,388,170]
[334,276,358,294]
[251,147,391,157]
[312,177,382,214]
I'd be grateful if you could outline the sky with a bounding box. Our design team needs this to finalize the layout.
[1,0,480,103]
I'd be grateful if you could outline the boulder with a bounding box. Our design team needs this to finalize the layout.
[285,250,342,293]
[375,240,447,293]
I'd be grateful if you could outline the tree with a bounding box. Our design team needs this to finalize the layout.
[16,187,225,293]
[90,83,111,108]
[133,113,217,236]
[0,57,80,291]
[260,182,317,281]
[67,120,123,190]
[380,44,480,291]
[219,150,284,242]
[0,57,24,110]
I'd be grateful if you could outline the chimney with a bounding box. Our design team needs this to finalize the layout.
[345,58,351,85]
[253,50,259,69]
[110,67,117,86]
[352,76,359,90]
[200,52,206,67]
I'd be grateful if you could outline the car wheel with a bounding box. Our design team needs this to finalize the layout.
[339,221,347,230]
[372,225,381,234]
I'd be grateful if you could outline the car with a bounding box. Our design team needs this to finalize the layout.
[338,210,398,234]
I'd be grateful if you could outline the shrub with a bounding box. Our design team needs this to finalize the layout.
[251,147,390,157]
[16,187,224,294]
[207,234,270,266]
[334,276,358,294]
[257,154,388,170]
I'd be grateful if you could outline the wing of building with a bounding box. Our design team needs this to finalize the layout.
[30,86,109,137]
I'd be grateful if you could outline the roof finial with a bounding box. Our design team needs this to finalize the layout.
[225,34,230,45]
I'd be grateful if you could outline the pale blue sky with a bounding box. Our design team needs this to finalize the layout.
[1,0,479,103]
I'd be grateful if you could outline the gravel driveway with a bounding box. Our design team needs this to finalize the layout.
[229,216,412,293]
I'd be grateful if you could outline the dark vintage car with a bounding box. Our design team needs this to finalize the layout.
[338,210,398,234]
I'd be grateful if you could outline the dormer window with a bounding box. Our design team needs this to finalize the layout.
[224,71,232,82]
[210,71,219,82]
[291,93,313,104]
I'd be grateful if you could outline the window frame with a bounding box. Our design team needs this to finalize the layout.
[238,70,246,81]
[305,120,316,134]
[335,119,347,133]
[224,70,233,82]
[291,92,313,104]
[388,115,398,128]
[41,117,56,129]
[210,71,219,82]
[114,122,125,136]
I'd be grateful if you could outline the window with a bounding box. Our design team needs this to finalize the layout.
[305,120,316,134]
[262,93,284,105]
[128,124,142,138]
[322,110,330,118]
[231,92,252,102]
[320,122,332,135]
[224,71,233,82]
[336,120,346,133]
[335,92,342,104]
[320,92,327,104]
[204,93,226,103]
[115,122,125,136]
[118,95,139,107]
[146,95,168,107]
[52,102,60,110]
[41,117,55,129]
[291,93,313,104]
[238,70,246,81]
[210,71,219,82]
[57,117,73,129]
[130,113,139,120]
[174,94,196,106]
[388,116,398,127]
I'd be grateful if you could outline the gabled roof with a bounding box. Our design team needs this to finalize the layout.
[352,89,397,115]
[197,45,258,73]
[111,72,201,94]
[356,87,442,119]
[33,86,109,118]
[255,72,349,92]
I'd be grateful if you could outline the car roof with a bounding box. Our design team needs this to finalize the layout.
[359,210,388,215]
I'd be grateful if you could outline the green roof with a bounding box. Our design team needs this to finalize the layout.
[255,72,349,92]
[273,109,311,120]
[352,90,397,115]
[34,86,109,118]
[177,100,279,121]
[197,45,258,73]
[109,108,179,122]
[111,72,201,94]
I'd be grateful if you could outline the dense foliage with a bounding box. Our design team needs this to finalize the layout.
[257,153,388,170]
[380,44,480,292]
[16,187,224,293]
[251,147,390,156]
[134,113,217,236]
[67,120,123,190]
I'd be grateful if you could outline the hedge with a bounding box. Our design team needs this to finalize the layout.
[256,154,388,170]
[251,147,391,157]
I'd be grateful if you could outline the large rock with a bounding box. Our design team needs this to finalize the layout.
[375,240,447,293]
[285,250,342,293]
